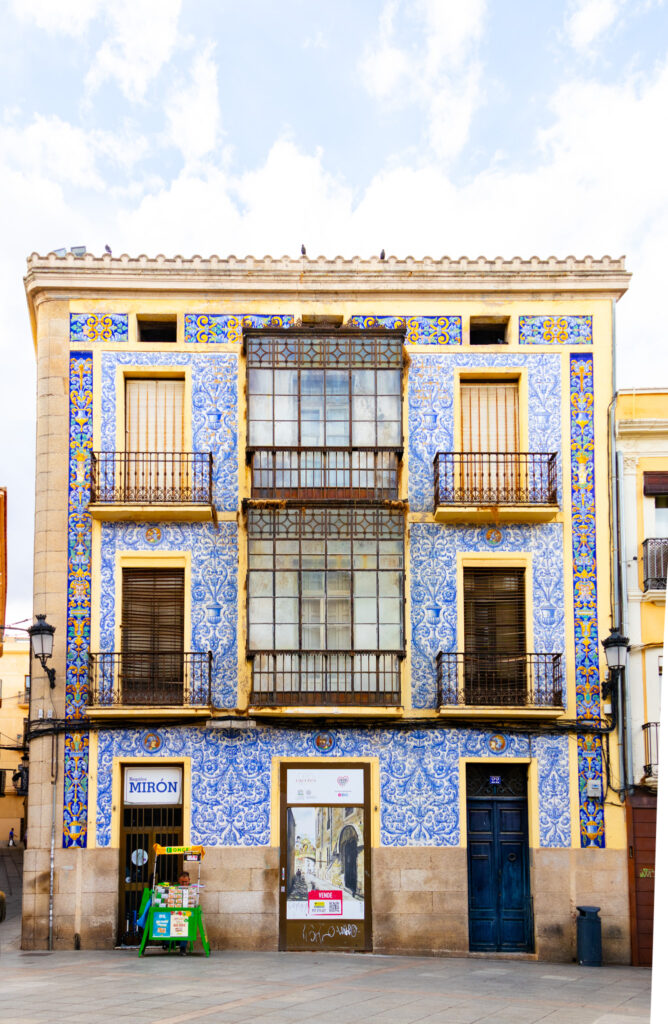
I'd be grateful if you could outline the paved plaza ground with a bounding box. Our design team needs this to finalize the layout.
[0,847,653,1024]
[0,945,651,1024]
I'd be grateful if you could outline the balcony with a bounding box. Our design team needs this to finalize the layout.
[249,651,402,713]
[87,651,212,717]
[642,538,668,597]
[643,721,659,778]
[247,447,401,502]
[436,651,564,718]
[89,452,214,521]
[433,452,558,523]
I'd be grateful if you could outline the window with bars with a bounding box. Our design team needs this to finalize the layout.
[121,568,185,703]
[463,568,526,704]
[247,508,404,653]
[246,331,403,500]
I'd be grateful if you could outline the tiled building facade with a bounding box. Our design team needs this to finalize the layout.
[23,253,631,959]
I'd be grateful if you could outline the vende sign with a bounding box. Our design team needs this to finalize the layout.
[124,767,182,805]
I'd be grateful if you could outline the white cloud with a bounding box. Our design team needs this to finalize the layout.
[302,30,328,50]
[164,44,221,165]
[565,0,625,51]
[85,0,182,102]
[10,0,103,36]
[359,0,486,163]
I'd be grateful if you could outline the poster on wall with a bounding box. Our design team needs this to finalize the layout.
[281,763,371,951]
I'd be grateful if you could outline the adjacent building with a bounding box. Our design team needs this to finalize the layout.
[614,389,667,965]
[22,251,631,959]
[0,633,30,844]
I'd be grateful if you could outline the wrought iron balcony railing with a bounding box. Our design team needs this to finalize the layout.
[436,651,563,709]
[247,446,401,501]
[250,650,402,706]
[90,452,213,505]
[642,538,668,591]
[433,452,558,507]
[88,651,212,707]
[643,721,659,777]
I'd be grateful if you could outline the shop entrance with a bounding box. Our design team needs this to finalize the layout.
[118,766,183,945]
[279,762,371,951]
[466,763,533,953]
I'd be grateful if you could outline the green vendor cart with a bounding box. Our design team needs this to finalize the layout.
[138,843,210,957]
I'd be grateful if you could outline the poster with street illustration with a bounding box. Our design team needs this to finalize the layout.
[286,804,365,920]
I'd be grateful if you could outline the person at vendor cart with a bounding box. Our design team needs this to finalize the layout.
[177,871,191,956]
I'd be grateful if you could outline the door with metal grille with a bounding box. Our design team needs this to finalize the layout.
[118,804,183,945]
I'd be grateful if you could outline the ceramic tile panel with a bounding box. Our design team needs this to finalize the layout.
[64,352,93,847]
[70,314,128,343]
[519,315,592,345]
[410,522,565,709]
[99,520,238,708]
[100,351,238,512]
[408,353,562,512]
[96,724,570,848]
[349,315,462,345]
[570,353,605,847]
[184,313,294,343]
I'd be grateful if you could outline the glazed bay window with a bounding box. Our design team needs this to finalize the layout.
[246,330,403,500]
[248,507,404,705]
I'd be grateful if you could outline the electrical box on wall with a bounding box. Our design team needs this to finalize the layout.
[586,778,603,800]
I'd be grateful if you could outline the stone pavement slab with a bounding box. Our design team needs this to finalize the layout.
[0,949,652,1024]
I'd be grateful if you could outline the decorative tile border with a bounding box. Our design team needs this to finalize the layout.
[570,353,604,847]
[70,314,128,343]
[99,521,238,708]
[410,522,565,710]
[184,314,294,343]
[349,315,462,345]
[64,352,93,847]
[101,351,238,511]
[519,315,592,345]
[408,353,562,512]
[96,724,570,848]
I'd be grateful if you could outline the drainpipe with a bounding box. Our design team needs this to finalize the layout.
[48,730,57,950]
[608,305,628,796]
[618,447,634,792]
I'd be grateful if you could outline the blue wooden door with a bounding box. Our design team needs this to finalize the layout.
[467,797,532,951]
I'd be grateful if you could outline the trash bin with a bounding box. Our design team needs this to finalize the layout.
[576,905,602,966]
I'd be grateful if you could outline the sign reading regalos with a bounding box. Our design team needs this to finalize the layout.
[124,766,182,805]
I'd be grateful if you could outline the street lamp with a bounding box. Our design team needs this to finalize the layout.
[28,614,56,688]
[602,627,630,673]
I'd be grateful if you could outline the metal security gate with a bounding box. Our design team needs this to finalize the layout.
[118,804,182,945]
[466,763,533,952]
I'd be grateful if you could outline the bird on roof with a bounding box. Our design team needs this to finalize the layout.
[380,249,385,260]
[301,244,306,256]
[104,244,112,254]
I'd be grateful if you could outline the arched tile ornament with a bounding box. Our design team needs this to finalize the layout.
[570,353,605,847]
[184,314,294,343]
[519,315,592,345]
[63,352,93,847]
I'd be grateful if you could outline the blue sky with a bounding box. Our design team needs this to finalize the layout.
[1,0,668,621]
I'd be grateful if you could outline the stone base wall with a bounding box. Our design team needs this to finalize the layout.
[21,844,630,963]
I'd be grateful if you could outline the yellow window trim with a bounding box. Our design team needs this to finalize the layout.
[453,367,529,454]
[456,552,534,652]
[114,364,193,452]
[114,551,191,652]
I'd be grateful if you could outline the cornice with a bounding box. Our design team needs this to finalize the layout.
[24,251,632,310]
[616,419,668,439]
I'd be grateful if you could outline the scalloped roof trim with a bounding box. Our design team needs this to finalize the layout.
[26,251,627,272]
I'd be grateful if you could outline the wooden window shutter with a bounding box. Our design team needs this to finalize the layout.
[122,568,185,653]
[464,568,525,655]
[644,472,668,496]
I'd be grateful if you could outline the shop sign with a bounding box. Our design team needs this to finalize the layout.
[287,768,364,804]
[124,766,182,805]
